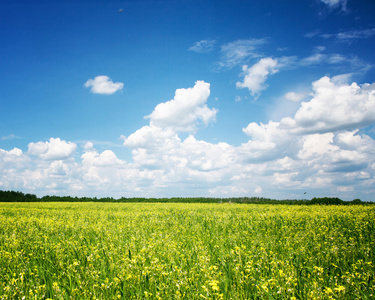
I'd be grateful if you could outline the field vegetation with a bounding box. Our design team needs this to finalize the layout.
[0,202,374,299]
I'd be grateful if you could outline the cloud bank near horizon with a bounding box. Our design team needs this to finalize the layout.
[1,76,375,200]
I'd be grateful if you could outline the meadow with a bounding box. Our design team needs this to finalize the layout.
[0,203,374,299]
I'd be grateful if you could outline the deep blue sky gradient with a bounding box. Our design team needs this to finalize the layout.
[1,0,375,199]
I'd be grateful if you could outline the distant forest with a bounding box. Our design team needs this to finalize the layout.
[0,190,371,205]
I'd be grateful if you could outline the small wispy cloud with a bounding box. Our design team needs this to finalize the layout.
[304,30,320,38]
[218,38,268,69]
[322,28,375,42]
[234,96,242,102]
[300,53,326,66]
[84,76,124,95]
[188,40,216,53]
[1,134,21,141]
[307,28,375,43]
[320,0,347,11]
[278,46,371,73]
[284,91,307,102]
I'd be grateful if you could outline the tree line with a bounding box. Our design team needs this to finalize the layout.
[0,190,371,205]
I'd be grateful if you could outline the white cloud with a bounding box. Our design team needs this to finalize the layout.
[284,91,306,102]
[188,40,216,53]
[305,30,321,38]
[236,57,279,99]
[208,185,248,196]
[299,52,363,68]
[231,75,375,198]
[238,121,299,162]
[1,134,21,141]
[274,172,300,185]
[269,47,369,74]
[328,54,346,64]
[336,130,375,154]
[48,160,70,177]
[280,76,375,134]
[299,52,347,67]
[124,125,179,151]
[79,150,130,189]
[314,46,326,52]
[235,96,242,102]
[0,146,79,194]
[337,186,353,192]
[145,80,217,132]
[122,89,235,184]
[320,0,347,10]
[181,136,234,172]
[335,28,375,41]
[28,138,77,160]
[84,75,124,95]
[218,38,267,69]
[320,28,375,42]
[83,142,94,150]
[331,73,352,84]
[0,148,30,170]
[123,126,234,175]
[82,149,123,167]
[300,53,326,66]
[298,133,338,159]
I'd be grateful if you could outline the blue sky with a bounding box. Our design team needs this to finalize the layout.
[1,0,375,200]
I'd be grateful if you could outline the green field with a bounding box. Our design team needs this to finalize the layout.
[0,203,374,299]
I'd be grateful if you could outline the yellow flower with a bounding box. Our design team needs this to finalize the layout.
[208,280,220,292]
[261,284,269,292]
[334,285,345,293]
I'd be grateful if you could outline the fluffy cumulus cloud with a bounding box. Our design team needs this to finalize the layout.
[231,76,375,199]
[1,76,375,200]
[0,144,77,194]
[82,148,123,167]
[124,126,179,152]
[28,138,77,160]
[238,121,299,162]
[280,76,375,134]
[0,148,30,172]
[145,80,217,132]
[236,57,279,99]
[84,75,124,95]
[122,81,228,184]
[117,76,375,199]
[78,145,131,192]
[124,131,234,185]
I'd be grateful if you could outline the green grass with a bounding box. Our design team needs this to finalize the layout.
[0,203,374,299]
